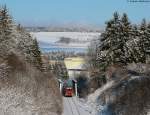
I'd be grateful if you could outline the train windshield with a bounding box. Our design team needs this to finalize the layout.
[63,80,73,87]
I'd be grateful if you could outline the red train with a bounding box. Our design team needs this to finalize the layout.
[62,80,74,97]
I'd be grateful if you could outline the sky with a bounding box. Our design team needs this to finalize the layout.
[0,0,150,27]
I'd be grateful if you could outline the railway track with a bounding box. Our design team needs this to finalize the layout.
[66,98,75,115]
[63,97,82,115]
[66,97,81,115]
[63,97,93,115]
[71,97,81,115]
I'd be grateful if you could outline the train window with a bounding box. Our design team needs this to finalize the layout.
[63,80,73,87]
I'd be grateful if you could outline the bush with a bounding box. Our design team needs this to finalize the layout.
[89,74,106,93]
[0,53,62,115]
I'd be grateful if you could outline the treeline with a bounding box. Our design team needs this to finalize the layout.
[25,26,102,32]
[95,12,150,70]
[0,5,42,70]
[45,51,86,61]
[86,12,150,92]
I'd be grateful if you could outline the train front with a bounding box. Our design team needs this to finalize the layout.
[62,80,75,97]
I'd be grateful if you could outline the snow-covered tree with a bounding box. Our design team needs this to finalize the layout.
[15,23,43,70]
[0,5,43,70]
[97,12,128,70]
[127,25,140,63]
[146,23,150,63]
[95,12,150,71]
[0,5,15,57]
[139,19,147,63]
[120,13,133,63]
[29,38,42,70]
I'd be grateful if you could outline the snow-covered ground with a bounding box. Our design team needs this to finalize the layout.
[31,32,100,44]
[31,32,100,52]
[63,81,114,115]
[86,81,115,114]
[63,97,95,115]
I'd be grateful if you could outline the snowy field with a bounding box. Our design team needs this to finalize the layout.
[31,32,100,52]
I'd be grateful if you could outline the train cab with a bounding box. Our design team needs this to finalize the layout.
[63,80,74,97]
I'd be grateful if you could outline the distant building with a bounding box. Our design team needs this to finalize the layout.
[64,57,89,78]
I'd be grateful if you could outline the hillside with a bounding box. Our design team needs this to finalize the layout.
[87,64,150,115]
[0,54,62,115]
[0,6,62,115]
[25,25,102,32]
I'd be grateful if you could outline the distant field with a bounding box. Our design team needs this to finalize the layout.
[31,32,101,52]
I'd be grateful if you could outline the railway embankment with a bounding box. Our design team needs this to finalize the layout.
[87,63,150,115]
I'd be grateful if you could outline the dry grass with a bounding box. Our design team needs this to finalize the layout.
[0,53,62,115]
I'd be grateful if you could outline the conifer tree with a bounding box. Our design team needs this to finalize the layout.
[30,38,42,70]
[94,12,150,71]
[0,5,13,40]
[0,5,15,57]
[98,12,125,69]
[138,19,147,63]
[128,25,140,63]
[97,20,114,70]
[146,23,150,63]
[120,13,132,63]
[0,5,43,70]
[106,12,123,65]
[97,12,139,70]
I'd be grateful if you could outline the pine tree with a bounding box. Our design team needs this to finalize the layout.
[97,20,113,70]
[0,5,15,57]
[30,38,42,70]
[0,5,13,40]
[128,25,140,63]
[0,5,44,71]
[120,13,132,63]
[138,19,147,63]
[106,12,123,65]
[146,23,150,63]
[93,12,150,72]
[98,12,125,70]
[97,12,141,70]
